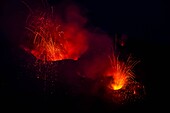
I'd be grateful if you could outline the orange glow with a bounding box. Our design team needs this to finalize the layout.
[106,54,139,91]
[110,72,126,90]
[26,23,69,61]
[23,12,88,62]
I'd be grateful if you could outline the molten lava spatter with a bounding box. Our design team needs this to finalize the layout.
[26,22,68,61]
[24,13,71,61]
[106,54,139,91]
[102,42,145,104]
[104,81,145,104]
[23,9,88,62]
[19,2,145,105]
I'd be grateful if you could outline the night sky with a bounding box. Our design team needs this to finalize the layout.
[1,0,169,112]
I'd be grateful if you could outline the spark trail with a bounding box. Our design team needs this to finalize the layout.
[103,41,145,104]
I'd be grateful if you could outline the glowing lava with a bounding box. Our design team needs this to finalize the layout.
[101,41,146,104]
[106,54,139,91]
[110,72,126,90]
[25,22,68,61]
[23,9,88,62]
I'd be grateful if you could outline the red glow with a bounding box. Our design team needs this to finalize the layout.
[20,2,145,105]
[23,7,88,62]
[105,53,139,91]
[102,46,145,104]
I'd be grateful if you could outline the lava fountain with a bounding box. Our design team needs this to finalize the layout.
[19,4,89,91]
[103,40,145,104]
[25,16,68,61]
[106,54,139,91]
[22,6,88,62]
